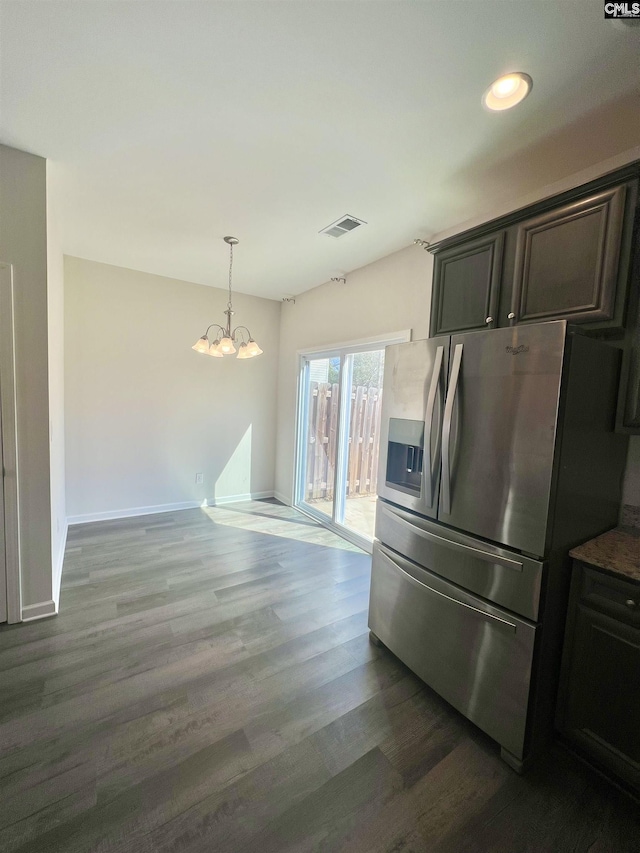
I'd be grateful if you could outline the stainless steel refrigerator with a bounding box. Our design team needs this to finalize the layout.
[368,320,627,770]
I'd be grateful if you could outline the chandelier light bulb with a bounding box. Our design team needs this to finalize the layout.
[219,336,236,354]
[236,343,252,359]
[192,336,210,354]
[246,339,263,357]
[208,340,224,357]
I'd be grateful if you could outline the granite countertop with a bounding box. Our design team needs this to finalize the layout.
[570,526,640,584]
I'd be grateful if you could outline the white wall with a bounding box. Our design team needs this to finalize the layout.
[0,144,53,611]
[64,257,281,521]
[425,146,640,245]
[275,245,433,503]
[46,162,67,605]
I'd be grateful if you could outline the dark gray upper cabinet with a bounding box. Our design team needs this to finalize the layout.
[510,186,627,327]
[428,165,640,432]
[430,232,503,336]
[428,166,639,338]
[616,214,640,432]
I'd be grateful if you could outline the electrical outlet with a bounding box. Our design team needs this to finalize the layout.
[195,473,204,485]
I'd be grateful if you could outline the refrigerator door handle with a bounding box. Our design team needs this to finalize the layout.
[383,503,524,572]
[378,545,517,633]
[441,343,463,515]
[422,345,444,508]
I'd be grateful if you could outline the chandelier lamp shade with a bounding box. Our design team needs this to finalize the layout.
[192,236,263,360]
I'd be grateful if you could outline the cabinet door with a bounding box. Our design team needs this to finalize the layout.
[616,214,640,432]
[618,282,640,431]
[430,232,503,336]
[561,603,640,790]
[511,185,626,326]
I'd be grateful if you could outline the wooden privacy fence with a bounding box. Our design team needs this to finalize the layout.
[305,382,383,502]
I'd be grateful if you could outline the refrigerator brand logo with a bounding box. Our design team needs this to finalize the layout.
[604,1,640,16]
[505,345,529,355]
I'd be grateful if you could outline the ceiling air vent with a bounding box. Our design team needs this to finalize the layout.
[320,215,366,238]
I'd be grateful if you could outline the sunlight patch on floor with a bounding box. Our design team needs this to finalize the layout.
[198,501,364,553]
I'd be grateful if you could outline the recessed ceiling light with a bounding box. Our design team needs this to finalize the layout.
[482,72,532,111]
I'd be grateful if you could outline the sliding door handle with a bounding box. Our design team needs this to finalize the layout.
[441,343,463,516]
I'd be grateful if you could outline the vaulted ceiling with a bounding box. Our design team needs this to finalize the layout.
[1,1,638,298]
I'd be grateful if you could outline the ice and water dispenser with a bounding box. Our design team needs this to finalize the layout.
[385,418,424,496]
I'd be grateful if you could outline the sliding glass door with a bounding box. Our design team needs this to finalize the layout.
[339,349,385,540]
[299,355,341,522]
[295,339,395,550]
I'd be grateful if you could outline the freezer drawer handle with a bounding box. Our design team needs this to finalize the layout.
[441,342,463,515]
[385,504,524,572]
[379,547,517,633]
[422,345,444,508]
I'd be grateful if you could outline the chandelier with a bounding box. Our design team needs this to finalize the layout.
[192,236,263,359]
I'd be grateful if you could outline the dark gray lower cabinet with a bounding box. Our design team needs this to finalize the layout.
[557,562,640,793]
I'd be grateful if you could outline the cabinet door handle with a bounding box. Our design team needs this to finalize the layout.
[485,316,493,325]
[508,312,516,320]
[625,599,637,610]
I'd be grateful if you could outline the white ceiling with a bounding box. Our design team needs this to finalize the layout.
[1,1,639,299]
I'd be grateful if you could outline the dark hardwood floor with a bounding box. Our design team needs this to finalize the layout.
[0,499,638,852]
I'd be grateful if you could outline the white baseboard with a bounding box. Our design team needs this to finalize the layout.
[206,491,274,506]
[22,599,57,621]
[273,490,291,505]
[52,519,68,612]
[67,500,203,525]
[67,493,276,526]
[20,521,67,622]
